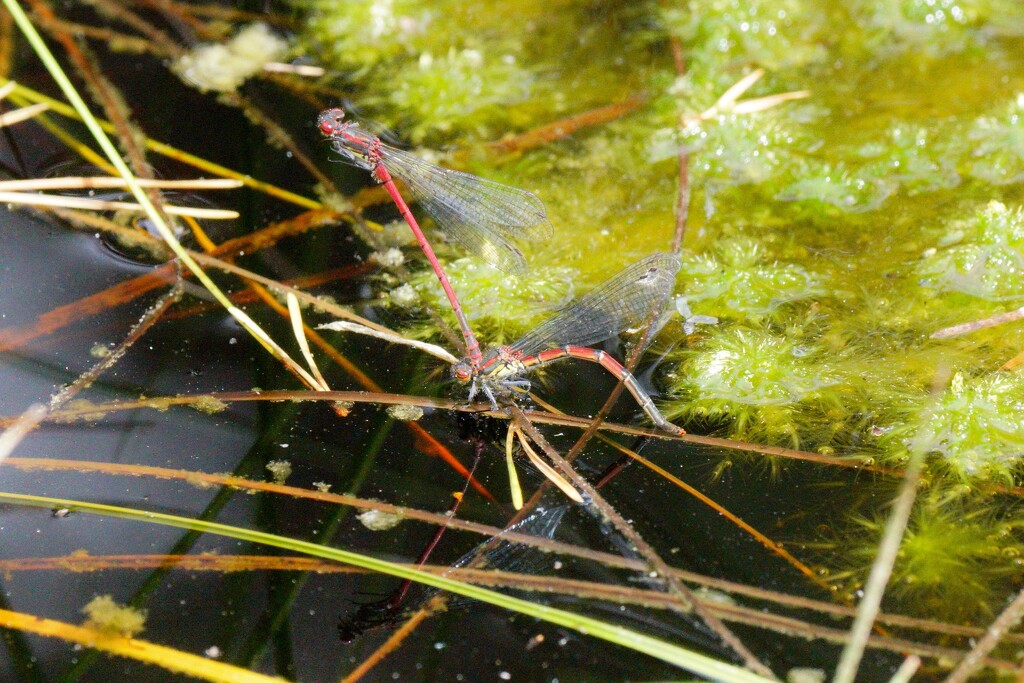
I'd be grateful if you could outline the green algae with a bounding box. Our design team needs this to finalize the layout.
[825,487,1024,620]
[303,0,1024,465]
[188,395,229,415]
[401,256,577,346]
[966,94,1024,186]
[301,0,1024,632]
[81,595,147,638]
[680,236,825,318]
[885,371,1024,480]
[918,200,1024,301]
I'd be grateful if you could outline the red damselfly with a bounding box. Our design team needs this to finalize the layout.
[318,108,551,367]
[452,253,685,435]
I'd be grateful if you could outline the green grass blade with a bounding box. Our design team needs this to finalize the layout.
[0,490,773,682]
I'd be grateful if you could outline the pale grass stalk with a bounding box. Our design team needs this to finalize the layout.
[287,292,330,390]
[317,320,459,364]
[889,656,921,683]
[228,306,319,389]
[0,177,242,191]
[832,457,925,683]
[514,426,583,503]
[686,68,810,126]
[0,191,238,219]
[0,404,47,464]
[832,379,942,683]
[2,79,322,210]
[187,252,386,332]
[0,102,48,127]
[262,62,325,77]
[1,0,317,384]
[504,424,524,510]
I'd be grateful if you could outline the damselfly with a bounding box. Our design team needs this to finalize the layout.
[318,108,551,367]
[452,253,685,435]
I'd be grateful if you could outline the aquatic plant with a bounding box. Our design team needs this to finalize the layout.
[918,201,1024,302]
[883,371,1024,480]
[827,489,1024,620]
[850,0,1018,56]
[680,237,826,319]
[175,23,290,93]
[658,0,831,72]
[82,595,147,638]
[666,324,842,446]
[403,257,577,346]
[965,93,1024,186]
[857,123,961,195]
[8,0,1024,679]
[777,160,895,213]
[386,48,534,142]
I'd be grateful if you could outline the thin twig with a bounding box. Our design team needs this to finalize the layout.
[483,95,648,156]
[49,283,183,409]
[931,306,1024,339]
[943,590,1024,683]
[509,405,777,679]
[0,550,1013,671]
[832,374,947,683]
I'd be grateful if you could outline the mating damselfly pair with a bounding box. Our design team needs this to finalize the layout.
[317,108,685,443]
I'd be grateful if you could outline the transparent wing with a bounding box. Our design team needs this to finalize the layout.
[510,253,682,357]
[380,144,552,274]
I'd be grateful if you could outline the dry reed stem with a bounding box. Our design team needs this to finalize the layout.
[509,405,778,679]
[1,552,1017,653]
[943,589,1024,683]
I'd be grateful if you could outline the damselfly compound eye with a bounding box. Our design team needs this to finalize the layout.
[318,108,346,135]
[452,362,473,383]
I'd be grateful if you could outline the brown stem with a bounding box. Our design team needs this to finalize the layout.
[509,405,777,679]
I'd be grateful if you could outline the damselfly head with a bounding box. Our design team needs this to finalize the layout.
[452,361,474,383]
[317,108,347,136]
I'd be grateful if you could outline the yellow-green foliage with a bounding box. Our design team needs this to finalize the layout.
[885,372,1024,480]
[857,124,960,195]
[777,160,896,213]
[966,94,1024,185]
[188,395,229,415]
[918,201,1024,301]
[302,0,601,143]
[848,0,1022,56]
[305,0,1024,484]
[681,237,824,318]
[827,489,1024,620]
[658,0,831,72]
[666,324,842,446]
[404,257,578,348]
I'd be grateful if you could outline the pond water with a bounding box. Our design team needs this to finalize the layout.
[2,1,1024,681]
